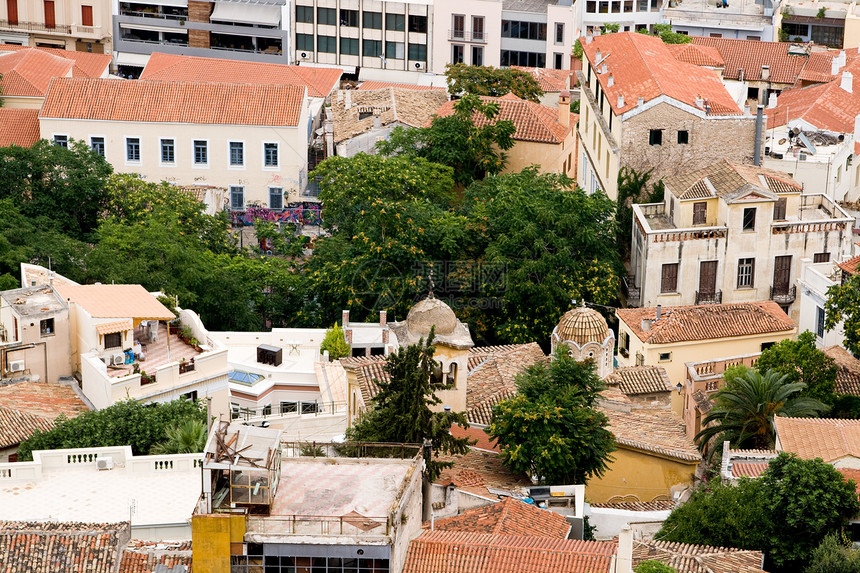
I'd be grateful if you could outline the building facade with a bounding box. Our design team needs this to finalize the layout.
[0,0,111,52]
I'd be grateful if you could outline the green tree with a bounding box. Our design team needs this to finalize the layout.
[489,349,616,484]
[826,274,860,358]
[321,324,350,360]
[377,94,516,186]
[635,562,677,573]
[654,23,692,44]
[150,419,208,454]
[346,330,471,481]
[461,168,620,344]
[445,63,544,102]
[754,331,838,402]
[17,399,206,460]
[694,369,828,458]
[805,533,860,573]
[254,219,306,258]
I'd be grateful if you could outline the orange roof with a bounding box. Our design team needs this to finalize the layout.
[666,43,725,68]
[799,51,839,83]
[616,301,795,345]
[0,108,39,147]
[427,498,571,538]
[54,283,175,320]
[0,43,110,78]
[96,320,134,336]
[837,468,860,494]
[140,52,341,98]
[403,531,616,573]
[0,382,90,449]
[432,93,571,144]
[511,66,571,92]
[358,80,446,92]
[40,78,305,127]
[838,254,860,276]
[731,461,770,478]
[691,37,811,84]
[633,540,766,573]
[450,424,499,452]
[823,345,860,395]
[765,66,860,132]
[0,49,72,97]
[775,417,860,462]
[581,32,741,116]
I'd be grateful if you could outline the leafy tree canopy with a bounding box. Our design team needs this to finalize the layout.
[321,324,351,360]
[150,419,207,454]
[445,63,544,102]
[826,274,860,358]
[755,331,838,402]
[489,349,616,484]
[805,533,860,573]
[346,330,471,481]
[18,398,206,460]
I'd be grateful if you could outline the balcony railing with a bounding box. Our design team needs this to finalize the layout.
[0,19,71,33]
[119,9,188,21]
[695,290,722,305]
[448,29,486,42]
[770,285,796,304]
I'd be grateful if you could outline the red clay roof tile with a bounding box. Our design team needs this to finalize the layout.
[358,80,446,91]
[511,66,571,92]
[0,49,72,97]
[0,109,39,147]
[765,66,860,133]
[426,498,571,538]
[0,43,110,78]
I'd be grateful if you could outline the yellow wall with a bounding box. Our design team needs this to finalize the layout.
[191,513,246,573]
[587,446,698,504]
[503,129,578,179]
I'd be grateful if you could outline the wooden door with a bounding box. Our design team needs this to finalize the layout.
[699,261,717,295]
[7,0,17,25]
[44,0,55,28]
[773,255,792,294]
[81,5,93,27]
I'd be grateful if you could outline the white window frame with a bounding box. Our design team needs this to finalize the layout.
[160,137,176,166]
[125,136,142,165]
[89,135,106,157]
[192,138,209,168]
[262,141,280,170]
[52,134,69,148]
[228,140,245,169]
[230,185,245,210]
[269,186,284,209]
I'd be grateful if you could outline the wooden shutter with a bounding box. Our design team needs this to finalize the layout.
[773,198,786,221]
[699,261,717,295]
[81,5,93,27]
[43,0,54,28]
[661,263,678,293]
[7,0,17,25]
[693,202,707,225]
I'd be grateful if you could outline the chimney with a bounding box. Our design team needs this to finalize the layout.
[833,57,842,76]
[382,329,389,345]
[616,527,634,573]
[655,305,662,320]
[637,96,644,107]
[600,63,608,74]
[617,94,625,108]
[744,104,751,115]
[641,319,652,332]
[738,68,744,82]
[767,92,778,108]
[585,34,593,44]
[596,48,602,61]
[342,309,350,327]
[344,328,353,344]
[373,108,382,129]
[379,310,387,326]
[842,71,853,93]
[854,114,860,146]
[559,89,571,128]
[695,95,704,108]
[761,65,770,81]
[754,105,764,166]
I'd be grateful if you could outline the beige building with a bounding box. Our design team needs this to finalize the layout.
[433,92,577,177]
[0,0,111,52]
[39,77,310,208]
[683,352,761,439]
[577,31,755,200]
[628,160,854,320]
[616,302,798,414]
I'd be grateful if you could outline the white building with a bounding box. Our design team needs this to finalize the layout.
[576,0,665,38]
[797,255,858,348]
[663,0,778,41]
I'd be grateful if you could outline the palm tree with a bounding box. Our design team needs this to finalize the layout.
[150,419,207,454]
[695,368,828,460]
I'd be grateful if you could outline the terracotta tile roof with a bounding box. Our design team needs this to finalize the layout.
[0,521,130,572]
[693,389,713,414]
[40,78,305,128]
[511,66,571,92]
[426,497,571,538]
[0,407,53,449]
[664,159,801,200]
[358,80,446,91]
[54,283,176,320]
[765,65,860,133]
[591,500,677,511]
[0,381,89,447]
[435,448,532,498]
[451,424,499,452]
[0,48,72,97]
[403,531,616,573]
[798,51,839,83]
[633,540,766,573]
[141,52,341,98]
[432,93,572,144]
[0,44,110,78]
[824,346,860,396]
[466,343,546,426]
[838,254,860,277]
[0,108,39,147]
[119,539,192,573]
[605,366,672,395]
[581,32,741,116]
[616,301,795,345]
[96,320,134,336]
[332,87,449,143]
[837,468,860,494]
[602,407,702,462]
[731,461,770,478]
[775,417,860,462]
[666,43,725,68]
[691,37,811,84]
[340,355,388,408]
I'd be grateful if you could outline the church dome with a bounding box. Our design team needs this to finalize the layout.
[406,294,458,335]
[555,306,610,346]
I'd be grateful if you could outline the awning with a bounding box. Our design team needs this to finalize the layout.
[114,52,152,67]
[143,0,187,6]
[97,320,133,336]
[211,1,281,26]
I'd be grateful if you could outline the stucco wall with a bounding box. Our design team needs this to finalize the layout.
[586,446,698,504]
[504,126,577,178]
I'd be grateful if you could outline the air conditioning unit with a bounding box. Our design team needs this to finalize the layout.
[300,51,310,60]
[8,360,24,372]
[96,456,114,470]
[413,61,425,70]
[111,353,126,366]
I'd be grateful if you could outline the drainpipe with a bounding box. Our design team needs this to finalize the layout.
[422,438,432,522]
[754,105,764,166]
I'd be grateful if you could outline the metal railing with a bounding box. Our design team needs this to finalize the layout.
[246,513,391,537]
[448,29,485,42]
[770,285,796,304]
[280,441,422,461]
[0,19,71,33]
[119,9,188,21]
[695,290,722,305]
[230,400,346,422]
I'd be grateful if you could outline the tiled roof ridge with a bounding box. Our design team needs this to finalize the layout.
[416,531,617,555]
[52,76,308,91]
[643,539,759,556]
[3,69,41,96]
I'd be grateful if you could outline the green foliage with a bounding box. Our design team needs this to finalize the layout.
[805,533,860,573]
[17,399,206,460]
[377,94,516,186]
[445,63,544,102]
[346,330,471,481]
[573,39,583,58]
[321,324,351,360]
[817,6,827,17]
[616,167,661,260]
[658,454,860,572]
[721,364,751,388]
[653,23,692,44]
[825,274,860,358]
[755,331,837,402]
[150,419,207,454]
[778,27,790,42]
[602,23,620,33]
[570,99,580,114]
[252,219,306,258]
[694,369,828,458]
[635,561,677,573]
[489,349,616,484]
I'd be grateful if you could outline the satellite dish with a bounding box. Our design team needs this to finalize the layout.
[792,127,801,136]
